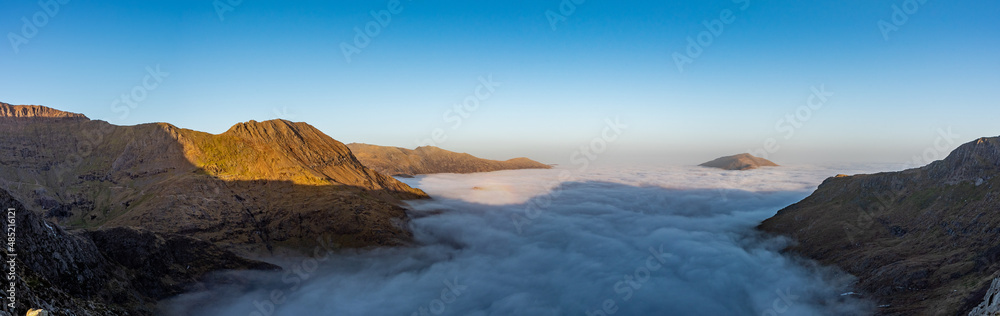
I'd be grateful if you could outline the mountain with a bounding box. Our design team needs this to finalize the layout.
[699,153,779,170]
[759,136,1000,315]
[346,143,551,176]
[0,187,277,316]
[0,102,86,118]
[0,103,427,255]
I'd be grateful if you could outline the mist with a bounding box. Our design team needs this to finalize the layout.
[162,165,888,315]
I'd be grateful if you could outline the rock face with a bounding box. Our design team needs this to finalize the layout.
[968,277,1000,316]
[698,153,779,170]
[0,104,427,255]
[0,188,278,316]
[759,136,1000,315]
[26,309,49,316]
[0,102,87,119]
[347,143,551,176]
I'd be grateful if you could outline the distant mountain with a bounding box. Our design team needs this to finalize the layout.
[699,153,779,170]
[347,143,551,176]
[0,103,427,255]
[759,136,1000,315]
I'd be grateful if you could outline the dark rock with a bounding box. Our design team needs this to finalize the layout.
[0,188,278,315]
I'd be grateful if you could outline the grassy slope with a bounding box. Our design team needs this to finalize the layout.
[759,137,1000,315]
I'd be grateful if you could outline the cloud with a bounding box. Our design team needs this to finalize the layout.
[163,165,889,315]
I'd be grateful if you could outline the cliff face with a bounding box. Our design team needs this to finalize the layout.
[0,103,87,119]
[759,136,1000,315]
[968,277,1000,316]
[346,143,551,176]
[0,188,277,316]
[699,153,779,170]
[0,104,427,255]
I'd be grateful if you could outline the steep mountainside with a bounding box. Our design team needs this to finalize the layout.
[188,120,422,193]
[347,143,551,176]
[699,153,779,170]
[759,136,1000,315]
[0,188,277,316]
[0,104,427,255]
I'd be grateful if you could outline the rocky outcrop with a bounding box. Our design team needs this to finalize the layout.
[0,102,86,118]
[969,277,1000,316]
[84,227,279,300]
[759,136,1000,315]
[26,309,49,316]
[699,153,779,170]
[0,188,278,316]
[0,103,426,255]
[347,143,551,176]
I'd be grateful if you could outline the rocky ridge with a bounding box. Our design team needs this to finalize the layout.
[0,188,277,316]
[759,136,1000,315]
[346,143,551,176]
[0,103,86,119]
[0,104,427,255]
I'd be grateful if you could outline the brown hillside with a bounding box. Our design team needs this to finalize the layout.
[759,136,1000,315]
[0,104,427,255]
[347,143,551,176]
[699,153,779,170]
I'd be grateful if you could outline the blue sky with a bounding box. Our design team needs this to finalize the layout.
[2,0,998,165]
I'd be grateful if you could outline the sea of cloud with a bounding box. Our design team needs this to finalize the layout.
[163,164,902,316]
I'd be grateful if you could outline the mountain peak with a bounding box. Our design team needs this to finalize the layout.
[0,102,87,119]
[956,136,999,159]
[223,119,304,136]
[0,107,426,256]
[192,120,425,195]
[926,135,1000,184]
[699,153,779,170]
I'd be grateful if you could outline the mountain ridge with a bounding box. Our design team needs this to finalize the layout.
[0,102,87,118]
[759,135,1000,315]
[347,142,551,176]
[0,103,426,255]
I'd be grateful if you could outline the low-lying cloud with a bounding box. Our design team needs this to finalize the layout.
[163,165,889,315]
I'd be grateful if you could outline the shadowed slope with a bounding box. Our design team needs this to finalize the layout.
[0,188,278,316]
[0,104,426,255]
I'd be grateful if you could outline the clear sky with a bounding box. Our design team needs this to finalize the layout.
[2,0,998,166]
